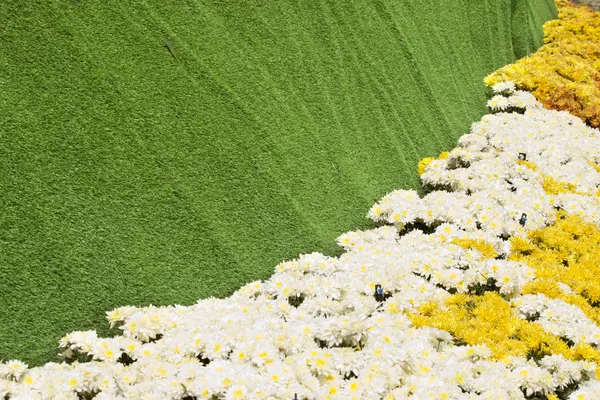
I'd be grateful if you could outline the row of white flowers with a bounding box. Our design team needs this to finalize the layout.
[513,294,600,346]
[2,83,600,399]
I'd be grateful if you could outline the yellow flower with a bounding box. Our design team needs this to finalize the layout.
[418,152,449,175]
[452,239,498,259]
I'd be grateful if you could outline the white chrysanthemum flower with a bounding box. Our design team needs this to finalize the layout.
[487,95,510,111]
[569,380,600,399]
[0,360,28,381]
[492,81,516,94]
[508,90,541,109]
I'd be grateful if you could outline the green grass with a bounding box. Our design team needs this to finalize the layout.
[0,0,556,366]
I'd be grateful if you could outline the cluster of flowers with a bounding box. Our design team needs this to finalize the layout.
[508,212,600,322]
[2,82,600,399]
[513,294,600,346]
[484,0,600,127]
[372,88,600,239]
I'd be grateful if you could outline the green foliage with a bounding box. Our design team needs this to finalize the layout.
[0,0,556,365]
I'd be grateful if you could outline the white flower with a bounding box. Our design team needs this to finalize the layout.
[0,360,28,381]
[487,95,510,111]
[508,90,541,109]
[492,81,516,94]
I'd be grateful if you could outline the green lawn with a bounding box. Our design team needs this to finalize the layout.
[0,0,556,366]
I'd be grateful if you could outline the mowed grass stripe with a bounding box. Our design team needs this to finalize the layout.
[155,8,337,244]
[290,3,378,204]
[146,1,342,244]
[0,0,556,365]
[322,0,423,186]
[311,0,408,202]
[372,1,455,151]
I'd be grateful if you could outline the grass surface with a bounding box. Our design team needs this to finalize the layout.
[0,0,556,366]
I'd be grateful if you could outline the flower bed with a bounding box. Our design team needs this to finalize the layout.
[485,0,600,128]
[2,85,600,399]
